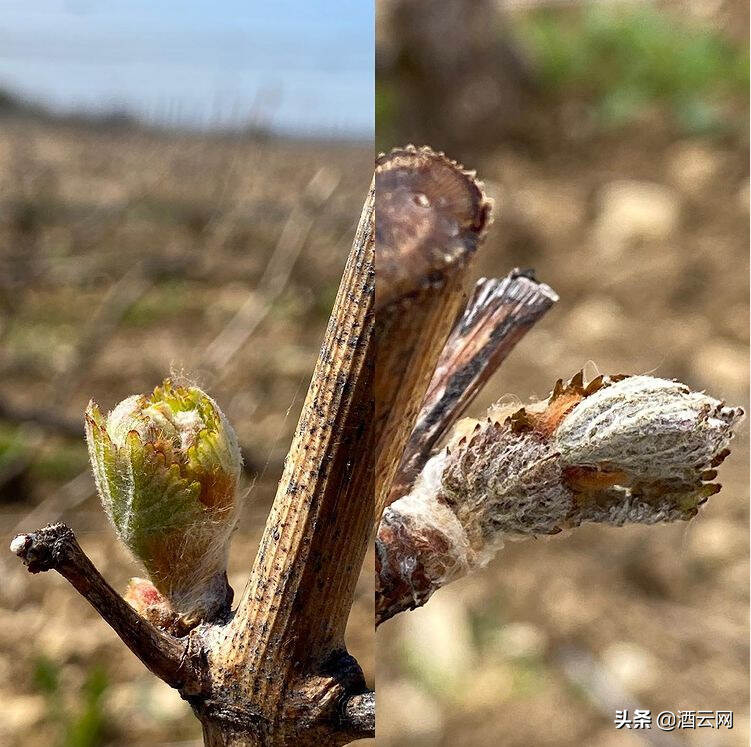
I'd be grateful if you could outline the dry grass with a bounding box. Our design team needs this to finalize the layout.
[0,116,372,746]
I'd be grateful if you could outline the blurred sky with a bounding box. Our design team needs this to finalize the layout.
[0,0,373,138]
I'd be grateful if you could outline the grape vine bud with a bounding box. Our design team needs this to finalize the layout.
[85,380,243,629]
[378,373,743,616]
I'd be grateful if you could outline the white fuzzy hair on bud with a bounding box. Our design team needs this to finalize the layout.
[385,373,744,589]
[554,376,743,481]
[85,379,244,631]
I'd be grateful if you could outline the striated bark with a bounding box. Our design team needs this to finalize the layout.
[11,524,203,693]
[375,146,491,522]
[13,183,376,746]
[387,269,558,506]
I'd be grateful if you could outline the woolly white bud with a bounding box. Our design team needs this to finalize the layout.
[554,376,743,482]
[384,373,744,598]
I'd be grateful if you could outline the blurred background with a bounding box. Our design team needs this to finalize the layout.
[0,2,372,745]
[377,1,749,745]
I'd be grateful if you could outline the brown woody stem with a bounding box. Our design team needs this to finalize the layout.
[203,180,375,744]
[11,181,376,746]
[339,692,376,742]
[10,523,203,693]
[376,270,558,626]
[375,146,491,522]
[387,269,558,505]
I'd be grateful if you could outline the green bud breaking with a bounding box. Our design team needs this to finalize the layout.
[85,380,243,630]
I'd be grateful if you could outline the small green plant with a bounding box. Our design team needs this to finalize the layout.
[123,281,197,327]
[33,656,110,747]
[375,81,398,153]
[30,442,89,482]
[0,424,26,472]
[517,5,749,134]
[0,428,87,488]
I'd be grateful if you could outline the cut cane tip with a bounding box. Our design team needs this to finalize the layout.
[10,534,29,555]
